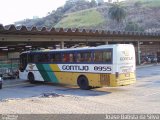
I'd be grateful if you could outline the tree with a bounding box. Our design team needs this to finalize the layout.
[97,0,104,5]
[108,4,126,23]
[134,1,142,7]
[63,0,88,12]
[90,0,97,7]
[108,0,112,3]
[63,0,75,12]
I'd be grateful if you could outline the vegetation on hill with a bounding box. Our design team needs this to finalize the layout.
[129,0,160,8]
[108,4,126,23]
[55,9,105,28]
[15,0,160,32]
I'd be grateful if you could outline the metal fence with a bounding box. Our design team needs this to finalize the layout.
[0,58,19,78]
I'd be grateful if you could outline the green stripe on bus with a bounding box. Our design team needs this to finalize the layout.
[43,64,59,83]
[36,64,51,82]
[36,64,58,83]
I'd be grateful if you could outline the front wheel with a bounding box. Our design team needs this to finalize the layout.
[77,76,90,90]
[28,73,35,84]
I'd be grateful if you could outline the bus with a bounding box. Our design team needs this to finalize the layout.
[19,44,136,90]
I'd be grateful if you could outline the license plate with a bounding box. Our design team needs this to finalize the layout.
[125,73,130,77]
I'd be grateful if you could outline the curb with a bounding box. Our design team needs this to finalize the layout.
[136,63,160,69]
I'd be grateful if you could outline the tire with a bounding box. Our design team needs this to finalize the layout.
[28,73,35,84]
[77,76,90,90]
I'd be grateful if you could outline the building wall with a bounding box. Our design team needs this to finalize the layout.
[140,44,160,56]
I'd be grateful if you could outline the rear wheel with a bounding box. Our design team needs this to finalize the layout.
[77,76,90,90]
[28,73,35,84]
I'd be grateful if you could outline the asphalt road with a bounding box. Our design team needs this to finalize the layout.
[0,64,160,114]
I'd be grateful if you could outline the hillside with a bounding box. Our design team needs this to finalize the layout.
[55,9,105,28]
[15,0,160,32]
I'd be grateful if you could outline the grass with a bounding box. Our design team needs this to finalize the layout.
[55,9,105,28]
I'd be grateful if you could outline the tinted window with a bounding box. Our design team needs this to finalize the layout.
[50,53,61,62]
[37,53,49,62]
[20,53,27,71]
[77,52,92,62]
[28,53,49,63]
[94,50,112,63]
[62,53,76,62]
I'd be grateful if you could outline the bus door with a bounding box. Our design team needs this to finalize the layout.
[20,53,28,72]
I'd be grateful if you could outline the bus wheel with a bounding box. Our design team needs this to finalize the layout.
[77,76,90,90]
[28,73,35,84]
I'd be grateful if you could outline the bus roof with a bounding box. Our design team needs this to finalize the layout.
[21,44,133,54]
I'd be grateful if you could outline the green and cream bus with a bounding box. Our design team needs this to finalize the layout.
[19,44,136,89]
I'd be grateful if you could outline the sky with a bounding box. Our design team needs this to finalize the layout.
[0,0,124,25]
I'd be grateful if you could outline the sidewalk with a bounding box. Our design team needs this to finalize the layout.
[136,63,160,69]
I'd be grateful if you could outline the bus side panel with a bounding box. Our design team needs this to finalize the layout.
[36,64,58,82]
[40,63,108,87]
[19,65,44,82]
[19,71,28,80]
[26,63,137,87]
[53,72,101,87]
[50,64,102,86]
[32,70,45,82]
[25,64,45,82]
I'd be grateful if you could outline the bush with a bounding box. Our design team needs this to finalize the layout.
[125,22,144,32]
[134,1,142,7]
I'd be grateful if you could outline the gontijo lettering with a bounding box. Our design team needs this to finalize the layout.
[120,57,133,61]
[62,65,89,71]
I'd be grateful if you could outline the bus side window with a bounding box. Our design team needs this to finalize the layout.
[103,50,112,63]
[50,53,56,62]
[50,53,61,62]
[77,53,81,62]
[73,53,77,62]
[69,53,76,62]
[62,53,77,63]
[76,52,92,62]
[37,53,49,63]
[37,54,45,63]
[43,53,49,62]
[94,51,103,62]
[85,52,92,62]
[28,54,34,63]
[55,53,61,62]
[69,54,73,62]
[34,54,39,63]
[63,53,70,62]
[29,54,38,63]
[94,50,112,63]
[77,53,85,62]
